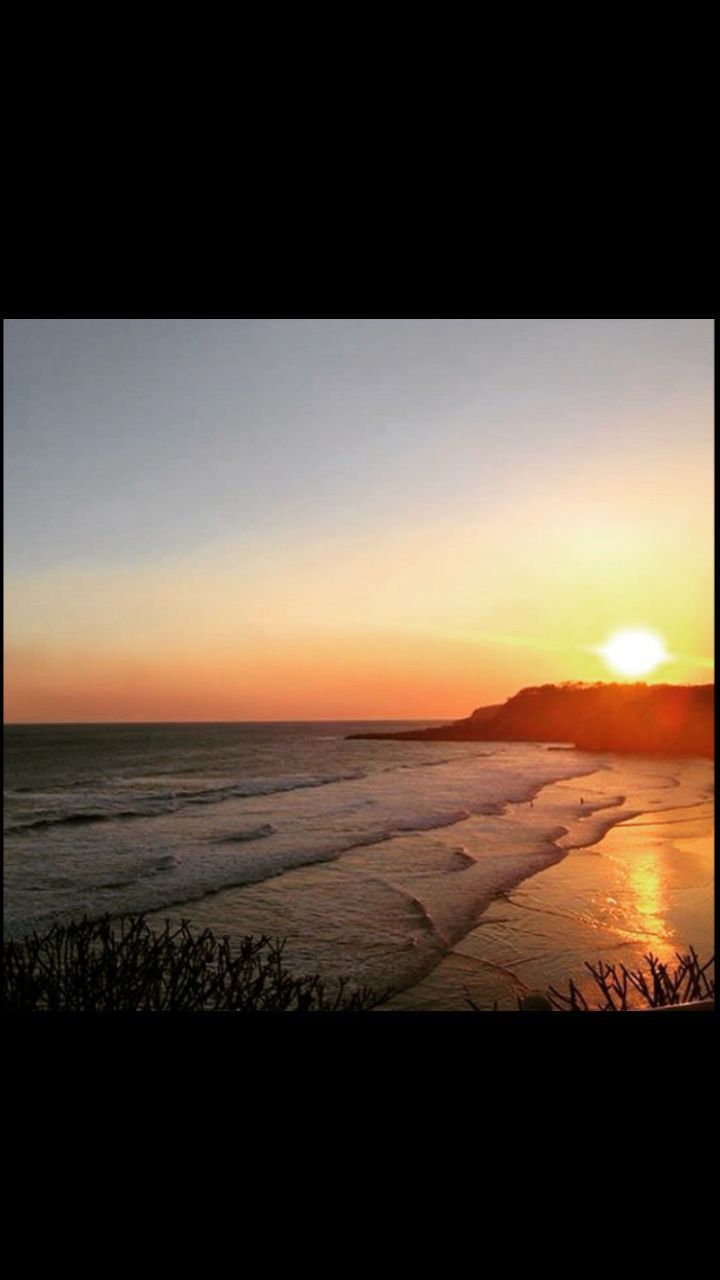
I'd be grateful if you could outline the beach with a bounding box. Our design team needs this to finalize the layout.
[153,757,713,1011]
[384,786,715,1010]
[4,725,713,1010]
[6,319,714,1016]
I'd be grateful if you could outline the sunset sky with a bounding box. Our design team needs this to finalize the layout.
[4,318,714,722]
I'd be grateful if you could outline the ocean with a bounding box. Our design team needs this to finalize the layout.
[3,723,714,1007]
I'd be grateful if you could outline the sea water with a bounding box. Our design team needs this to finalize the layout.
[3,723,714,1003]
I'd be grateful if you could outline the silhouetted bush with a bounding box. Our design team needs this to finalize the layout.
[547,948,715,1011]
[3,915,390,1012]
[467,949,715,1011]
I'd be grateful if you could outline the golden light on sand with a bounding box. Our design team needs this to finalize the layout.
[599,629,670,678]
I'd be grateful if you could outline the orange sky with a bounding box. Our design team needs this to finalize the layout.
[4,319,714,722]
[5,452,713,721]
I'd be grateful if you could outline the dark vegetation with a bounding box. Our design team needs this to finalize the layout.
[349,682,715,757]
[467,950,715,1011]
[4,917,714,1014]
[3,916,389,1012]
[547,948,715,1012]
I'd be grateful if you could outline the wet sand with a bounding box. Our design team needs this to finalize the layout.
[135,754,713,1011]
[386,793,714,1011]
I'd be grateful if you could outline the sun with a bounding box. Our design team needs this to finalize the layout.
[598,629,671,678]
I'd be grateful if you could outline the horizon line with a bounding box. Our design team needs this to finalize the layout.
[3,718,455,728]
[4,678,714,729]
[5,683,716,729]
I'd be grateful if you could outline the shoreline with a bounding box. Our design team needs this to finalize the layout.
[384,778,714,1011]
[5,745,713,1012]
[135,754,712,1010]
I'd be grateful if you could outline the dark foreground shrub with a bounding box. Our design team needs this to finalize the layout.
[3,915,390,1013]
[467,949,715,1011]
[547,948,715,1012]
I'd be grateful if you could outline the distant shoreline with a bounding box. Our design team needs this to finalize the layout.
[385,774,715,1011]
[349,682,715,759]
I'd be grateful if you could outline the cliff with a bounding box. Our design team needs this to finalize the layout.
[348,682,715,757]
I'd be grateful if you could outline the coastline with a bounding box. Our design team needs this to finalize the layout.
[140,753,713,1010]
[384,772,714,1010]
[5,723,713,1011]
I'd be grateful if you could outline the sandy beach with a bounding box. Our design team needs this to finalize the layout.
[4,731,714,1011]
[385,778,714,1010]
[119,750,713,1012]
